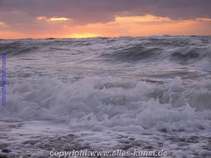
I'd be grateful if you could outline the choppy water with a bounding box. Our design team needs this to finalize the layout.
[0,36,211,157]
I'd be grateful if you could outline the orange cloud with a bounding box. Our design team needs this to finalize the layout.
[115,15,171,23]
[37,16,71,23]
[0,21,8,28]
[196,17,211,22]
[64,15,211,38]
[49,17,70,22]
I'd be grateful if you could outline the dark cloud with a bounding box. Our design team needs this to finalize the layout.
[0,0,210,30]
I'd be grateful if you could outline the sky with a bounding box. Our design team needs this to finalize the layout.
[0,0,211,39]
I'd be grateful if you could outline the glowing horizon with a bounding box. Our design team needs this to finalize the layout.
[0,0,211,39]
[1,15,211,39]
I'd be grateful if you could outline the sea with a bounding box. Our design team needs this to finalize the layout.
[0,36,211,157]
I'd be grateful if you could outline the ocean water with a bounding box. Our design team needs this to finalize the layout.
[0,36,211,157]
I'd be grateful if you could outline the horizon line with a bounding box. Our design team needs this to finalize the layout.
[1,35,211,40]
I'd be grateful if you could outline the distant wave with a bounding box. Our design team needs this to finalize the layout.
[103,45,162,62]
[101,36,211,64]
[0,41,39,55]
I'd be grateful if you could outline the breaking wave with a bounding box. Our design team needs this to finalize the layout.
[1,75,211,133]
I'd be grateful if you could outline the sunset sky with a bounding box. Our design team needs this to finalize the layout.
[0,0,211,39]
